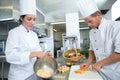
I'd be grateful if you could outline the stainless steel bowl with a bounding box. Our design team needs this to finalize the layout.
[34,56,58,79]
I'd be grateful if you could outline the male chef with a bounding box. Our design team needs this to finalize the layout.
[76,0,120,80]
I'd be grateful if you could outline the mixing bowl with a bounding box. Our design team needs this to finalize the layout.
[34,56,58,79]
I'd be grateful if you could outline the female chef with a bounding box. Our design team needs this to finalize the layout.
[77,0,120,80]
[5,0,50,80]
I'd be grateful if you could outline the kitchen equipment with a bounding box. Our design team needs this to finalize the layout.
[62,36,78,51]
[68,65,103,80]
[34,56,58,79]
[39,41,47,52]
[39,38,54,57]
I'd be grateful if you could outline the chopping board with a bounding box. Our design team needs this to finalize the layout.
[68,65,103,80]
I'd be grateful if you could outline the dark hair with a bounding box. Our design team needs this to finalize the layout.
[19,15,26,24]
[90,11,102,17]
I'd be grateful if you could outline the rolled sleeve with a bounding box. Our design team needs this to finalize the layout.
[89,42,93,50]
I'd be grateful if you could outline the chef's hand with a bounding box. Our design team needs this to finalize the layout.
[91,61,102,71]
[46,51,52,57]
[80,63,89,69]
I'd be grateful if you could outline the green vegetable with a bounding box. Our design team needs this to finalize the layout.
[80,47,89,55]
[72,52,76,56]
[65,54,69,58]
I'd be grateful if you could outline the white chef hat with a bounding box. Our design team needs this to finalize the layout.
[20,0,36,15]
[76,0,99,18]
[111,0,120,21]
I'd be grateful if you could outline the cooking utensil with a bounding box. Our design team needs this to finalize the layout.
[34,56,58,79]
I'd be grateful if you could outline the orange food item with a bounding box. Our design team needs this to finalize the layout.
[74,70,84,74]
[80,67,88,71]
[74,67,88,74]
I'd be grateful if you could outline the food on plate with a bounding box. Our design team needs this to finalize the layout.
[58,65,70,73]
[74,67,88,74]
[36,68,54,78]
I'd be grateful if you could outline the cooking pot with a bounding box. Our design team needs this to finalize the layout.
[34,56,58,79]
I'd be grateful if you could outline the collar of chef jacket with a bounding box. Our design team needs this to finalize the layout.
[20,24,31,32]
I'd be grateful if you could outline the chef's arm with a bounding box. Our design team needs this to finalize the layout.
[29,51,46,58]
[86,50,96,65]
[99,52,120,67]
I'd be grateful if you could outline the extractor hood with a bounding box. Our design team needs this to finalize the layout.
[0,0,44,24]
[0,0,20,21]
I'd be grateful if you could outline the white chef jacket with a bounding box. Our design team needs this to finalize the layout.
[5,25,41,80]
[89,18,120,80]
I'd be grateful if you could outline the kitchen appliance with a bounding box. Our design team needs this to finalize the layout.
[32,27,47,38]
[39,38,54,57]
[62,36,78,51]
[39,41,47,52]
[34,56,58,79]
[68,65,103,80]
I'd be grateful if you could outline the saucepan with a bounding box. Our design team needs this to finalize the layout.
[34,56,58,79]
